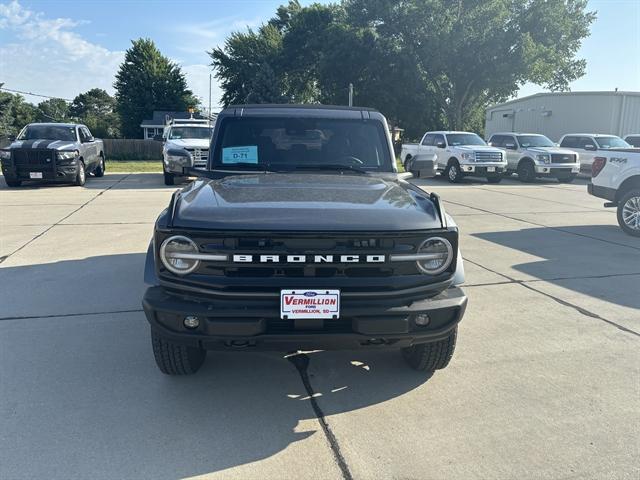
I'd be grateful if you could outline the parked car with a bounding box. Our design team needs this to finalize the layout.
[559,134,632,173]
[623,134,640,148]
[588,148,640,236]
[402,131,507,183]
[161,118,213,186]
[488,132,580,183]
[0,123,104,187]
[142,104,468,375]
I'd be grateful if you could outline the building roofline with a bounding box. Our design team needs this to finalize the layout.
[486,90,640,111]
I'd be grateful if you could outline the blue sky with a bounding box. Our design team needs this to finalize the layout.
[0,0,638,109]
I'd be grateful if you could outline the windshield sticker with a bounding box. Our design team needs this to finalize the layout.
[222,146,258,164]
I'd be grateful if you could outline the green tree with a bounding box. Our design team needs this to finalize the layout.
[114,38,197,138]
[36,98,70,123]
[70,88,120,138]
[0,91,37,138]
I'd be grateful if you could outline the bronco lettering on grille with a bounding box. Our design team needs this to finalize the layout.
[232,254,386,263]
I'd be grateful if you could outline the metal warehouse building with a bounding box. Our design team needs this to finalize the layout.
[485,91,640,141]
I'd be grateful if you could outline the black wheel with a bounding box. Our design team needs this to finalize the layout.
[402,327,457,372]
[163,169,175,186]
[94,155,105,177]
[517,160,535,183]
[487,176,502,184]
[403,155,412,171]
[445,160,463,183]
[556,175,576,183]
[151,328,206,375]
[74,160,86,186]
[4,178,21,187]
[617,189,640,237]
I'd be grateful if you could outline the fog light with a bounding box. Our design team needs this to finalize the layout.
[414,313,431,326]
[184,316,200,329]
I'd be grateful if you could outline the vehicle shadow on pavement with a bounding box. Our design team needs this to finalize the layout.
[0,254,431,479]
[473,226,640,310]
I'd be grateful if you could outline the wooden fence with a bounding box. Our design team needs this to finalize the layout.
[103,139,162,160]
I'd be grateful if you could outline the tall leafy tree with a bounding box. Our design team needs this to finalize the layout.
[36,98,70,122]
[114,38,197,138]
[70,88,120,138]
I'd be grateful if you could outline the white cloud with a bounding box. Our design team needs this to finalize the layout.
[0,0,123,101]
[0,1,257,111]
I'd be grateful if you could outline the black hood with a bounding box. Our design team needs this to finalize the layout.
[8,139,78,150]
[169,173,442,231]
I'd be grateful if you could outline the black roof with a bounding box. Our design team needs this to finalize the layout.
[219,104,384,120]
[230,104,378,111]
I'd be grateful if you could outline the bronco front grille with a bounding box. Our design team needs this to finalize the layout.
[551,153,576,163]
[475,151,502,162]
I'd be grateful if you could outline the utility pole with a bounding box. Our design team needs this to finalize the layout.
[348,83,353,107]
[208,73,212,120]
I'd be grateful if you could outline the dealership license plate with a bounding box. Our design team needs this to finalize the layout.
[29,172,43,179]
[487,166,496,172]
[280,289,340,319]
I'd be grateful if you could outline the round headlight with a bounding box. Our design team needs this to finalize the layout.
[160,235,200,275]
[416,237,453,275]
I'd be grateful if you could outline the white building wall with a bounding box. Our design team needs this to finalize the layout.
[485,92,640,141]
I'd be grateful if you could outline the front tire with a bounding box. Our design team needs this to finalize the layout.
[617,189,640,237]
[4,178,21,187]
[163,168,175,186]
[517,160,536,183]
[74,161,86,186]
[402,327,457,372]
[94,155,105,177]
[445,160,463,183]
[151,328,206,375]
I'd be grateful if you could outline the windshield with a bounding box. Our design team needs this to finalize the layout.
[517,135,555,148]
[446,133,486,146]
[212,117,393,172]
[168,127,212,140]
[17,125,77,141]
[595,136,631,149]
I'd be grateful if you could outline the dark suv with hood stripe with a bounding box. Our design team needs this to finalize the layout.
[142,105,467,375]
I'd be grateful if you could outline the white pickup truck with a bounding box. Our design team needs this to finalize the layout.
[402,131,507,183]
[161,119,213,185]
[558,134,632,173]
[588,148,640,236]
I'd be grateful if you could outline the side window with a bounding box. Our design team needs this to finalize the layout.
[433,134,445,147]
[421,134,435,146]
[78,128,88,143]
[504,136,517,148]
[489,135,502,147]
[81,127,93,141]
[560,136,576,148]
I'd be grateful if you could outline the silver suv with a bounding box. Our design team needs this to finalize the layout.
[489,133,580,183]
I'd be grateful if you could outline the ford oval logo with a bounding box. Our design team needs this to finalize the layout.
[304,292,317,297]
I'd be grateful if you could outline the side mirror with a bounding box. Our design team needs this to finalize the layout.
[505,143,516,150]
[87,136,95,143]
[8,134,16,141]
[435,141,446,149]
[153,134,164,141]
[584,144,597,151]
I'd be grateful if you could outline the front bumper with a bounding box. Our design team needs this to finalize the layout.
[534,164,580,176]
[142,285,468,351]
[2,161,79,182]
[459,163,507,176]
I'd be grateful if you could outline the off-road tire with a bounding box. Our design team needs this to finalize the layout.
[404,154,412,171]
[617,189,640,237]
[4,178,21,187]
[151,328,206,375]
[487,176,502,184]
[163,169,175,186]
[445,160,463,183]
[517,160,536,183]
[402,327,457,372]
[74,160,86,186]
[94,155,105,177]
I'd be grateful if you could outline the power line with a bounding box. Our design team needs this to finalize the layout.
[0,86,73,102]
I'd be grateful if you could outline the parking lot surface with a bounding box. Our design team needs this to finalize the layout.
[1,173,638,479]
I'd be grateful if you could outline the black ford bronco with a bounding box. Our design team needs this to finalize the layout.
[142,105,467,375]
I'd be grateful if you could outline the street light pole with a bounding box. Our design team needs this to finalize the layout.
[208,74,212,120]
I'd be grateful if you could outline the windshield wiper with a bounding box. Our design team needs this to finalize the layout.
[283,164,368,174]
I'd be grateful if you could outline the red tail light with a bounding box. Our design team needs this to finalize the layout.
[592,157,607,177]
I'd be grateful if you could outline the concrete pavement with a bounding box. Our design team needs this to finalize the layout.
[0,173,638,479]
